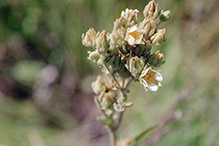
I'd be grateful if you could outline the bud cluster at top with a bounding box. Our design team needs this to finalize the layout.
[82,0,170,92]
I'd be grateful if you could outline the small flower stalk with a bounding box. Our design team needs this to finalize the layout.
[82,1,170,145]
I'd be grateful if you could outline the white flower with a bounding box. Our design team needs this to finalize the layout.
[125,25,144,45]
[139,67,163,92]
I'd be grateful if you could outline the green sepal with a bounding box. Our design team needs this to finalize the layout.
[118,65,131,79]
[159,14,170,22]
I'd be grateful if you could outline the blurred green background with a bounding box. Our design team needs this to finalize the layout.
[0,0,219,145]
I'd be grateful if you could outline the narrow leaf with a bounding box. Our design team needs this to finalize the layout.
[133,125,158,146]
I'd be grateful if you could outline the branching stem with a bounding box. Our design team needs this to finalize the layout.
[108,77,131,146]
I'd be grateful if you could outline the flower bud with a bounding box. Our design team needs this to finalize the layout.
[143,0,160,18]
[139,18,149,31]
[159,10,171,22]
[95,93,113,118]
[148,50,165,67]
[113,102,125,112]
[106,55,116,66]
[121,8,139,27]
[113,18,127,34]
[137,45,149,57]
[113,54,122,70]
[139,18,156,39]
[141,40,152,56]
[113,93,133,112]
[107,31,124,48]
[114,29,126,46]
[97,56,104,66]
[96,92,108,107]
[82,28,97,47]
[107,32,117,48]
[129,42,151,57]
[153,3,161,19]
[97,92,114,109]
[95,30,108,52]
[113,18,123,30]
[104,91,115,106]
[126,56,144,77]
[104,50,115,62]
[91,75,106,94]
[150,28,166,45]
[87,50,100,63]
[133,46,140,55]
[105,51,123,70]
[135,45,145,56]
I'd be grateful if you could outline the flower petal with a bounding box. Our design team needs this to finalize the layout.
[154,72,163,81]
[140,67,150,77]
[125,25,144,45]
[127,36,136,45]
[148,82,158,91]
[129,26,138,32]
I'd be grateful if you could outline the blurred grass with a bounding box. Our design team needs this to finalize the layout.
[0,0,219,145]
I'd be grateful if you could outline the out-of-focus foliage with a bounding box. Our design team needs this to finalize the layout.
[0,0,219,146]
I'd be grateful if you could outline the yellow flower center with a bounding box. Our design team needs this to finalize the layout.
[129,31,139,40]
[143,70,154,84]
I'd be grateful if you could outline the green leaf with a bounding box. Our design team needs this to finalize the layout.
[133,125,158,146]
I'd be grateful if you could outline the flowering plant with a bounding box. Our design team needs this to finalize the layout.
[82,0,171,145]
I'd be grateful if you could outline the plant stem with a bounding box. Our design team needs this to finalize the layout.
[109,128,116,146]
[109,111,124,146]
[109,88,127,145]
[115,111,125,131]
[103,63,122,89]
[102,65,131,146]
[157,20,162,26]
[125,78,134,89]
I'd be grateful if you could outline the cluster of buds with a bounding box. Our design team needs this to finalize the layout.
[82,0,170,127]
[92,75,132,127]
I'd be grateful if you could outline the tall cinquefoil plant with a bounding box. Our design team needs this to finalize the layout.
[82,0,170,145]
